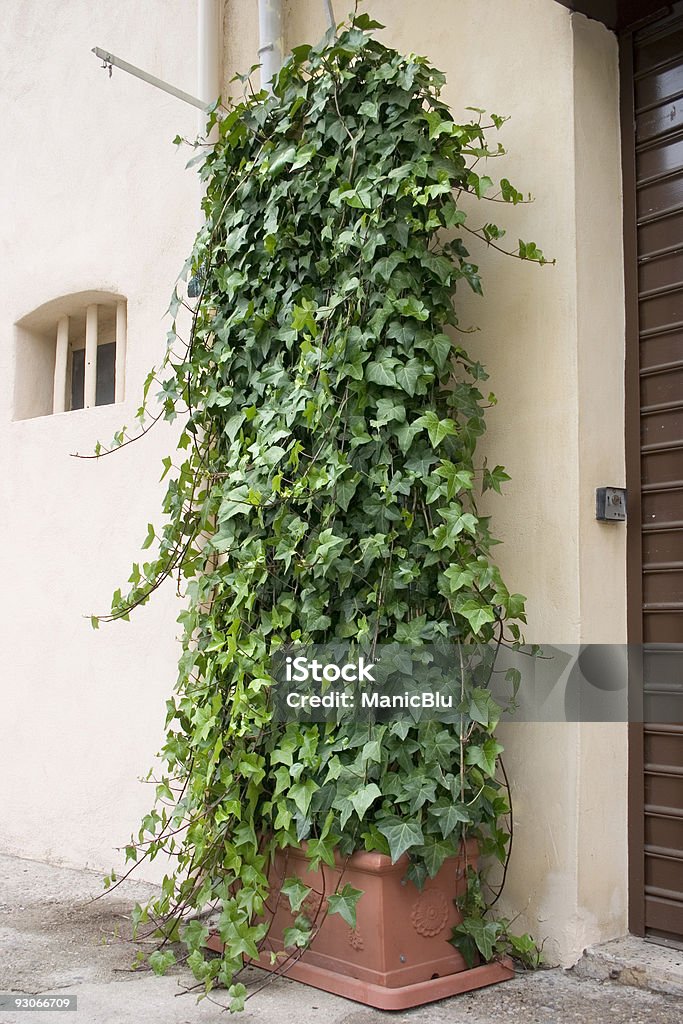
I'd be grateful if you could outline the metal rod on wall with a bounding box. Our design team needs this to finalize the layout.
[92,47,207,111]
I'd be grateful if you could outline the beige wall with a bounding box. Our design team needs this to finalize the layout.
[573,12,628,958]
[0,1,200,876]
[1,0,628,967]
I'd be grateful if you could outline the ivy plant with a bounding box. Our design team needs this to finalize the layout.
[94,14,547,1009]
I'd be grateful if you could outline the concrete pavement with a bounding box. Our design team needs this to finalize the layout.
[0,853,681,1024]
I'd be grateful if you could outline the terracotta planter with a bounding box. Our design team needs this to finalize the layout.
[206,838,513,1010]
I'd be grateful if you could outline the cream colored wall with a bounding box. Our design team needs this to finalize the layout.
[572,13,629,956]
[223,0,629,965]
[0,2,200,878]
[1,0,629,966]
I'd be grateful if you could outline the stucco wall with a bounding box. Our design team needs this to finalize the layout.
[573,12,628,955]
[0,1,201,876]
[1,0,628,968]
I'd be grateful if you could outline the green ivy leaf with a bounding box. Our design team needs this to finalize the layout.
[291,143,317,170]
[395,358,424,396]
[431,802,471,839]
[415,332,452,369]
[280,877,312,913]
[456,599,497,634]
[468,687,500,727]
[289,779,318,816]
[348,782,382,819]
[283,914,313,948]
[366,357,397,386]
[181,918,209,952]
[465,738,504,777]
[267,144,297,176]
[149,949,176,976]
[417,835,454,877]
[228,983,248,1013]
[377,817,424,862]
[415,411,457,447]
[482,464,511,493]
[393,297,430,321]
[327,884,363,928]
[453,917,502,963]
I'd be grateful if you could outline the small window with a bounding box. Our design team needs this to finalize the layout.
[14,293,127,420]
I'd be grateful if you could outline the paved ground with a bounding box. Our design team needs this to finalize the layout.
[1,853,682,1024]
[575,935,683,997]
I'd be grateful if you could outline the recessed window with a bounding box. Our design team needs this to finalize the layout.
[14,293,127,420]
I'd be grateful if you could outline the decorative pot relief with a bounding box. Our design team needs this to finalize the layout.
[348,927,364,951]
[410,888,449,937]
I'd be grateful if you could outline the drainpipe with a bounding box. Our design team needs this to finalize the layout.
[323,0,336,31]
[198,0,222,130]
[258,0,283,92]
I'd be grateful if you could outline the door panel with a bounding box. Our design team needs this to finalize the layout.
[641,365,683,406]
[626,7,683,944]
[635,27,683,73]
[640,326,683,369]
[638,171,683,219]
[639,209,683,260]
[639,250,683,294]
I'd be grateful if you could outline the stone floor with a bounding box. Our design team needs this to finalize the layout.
[573,934,683,997]
[1,852,682,1024]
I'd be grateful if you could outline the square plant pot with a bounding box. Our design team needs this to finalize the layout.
[206,838,513,1010]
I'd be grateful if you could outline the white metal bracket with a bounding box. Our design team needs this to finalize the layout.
[92,47,209,112]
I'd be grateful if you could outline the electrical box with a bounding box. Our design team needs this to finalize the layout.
[596,487,626,522]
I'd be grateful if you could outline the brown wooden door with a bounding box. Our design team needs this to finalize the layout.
[624,5,683,944]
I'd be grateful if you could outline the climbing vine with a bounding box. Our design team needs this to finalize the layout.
[96,15,547,1009]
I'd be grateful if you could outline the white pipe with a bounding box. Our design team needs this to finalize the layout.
[84,304,98,409]
[53,315,69,414]
[258,0,283,93]
[323,0,336,31]
[115,300,127,403]
[198,0,222,131]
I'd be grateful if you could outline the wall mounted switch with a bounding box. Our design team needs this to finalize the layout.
[596,487,626,522]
